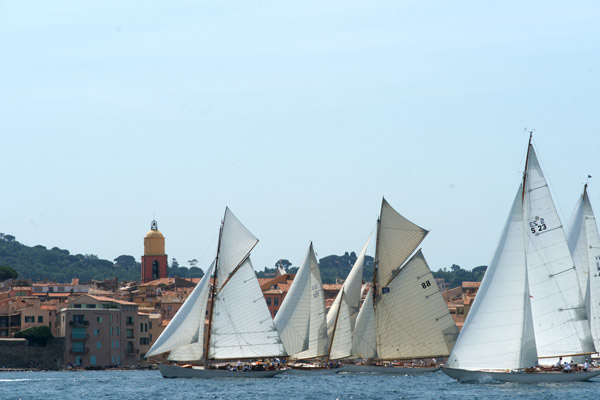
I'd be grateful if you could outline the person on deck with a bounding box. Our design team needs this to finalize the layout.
[555,357,563,368]
[583,359,590,372]
[563,361,572,373]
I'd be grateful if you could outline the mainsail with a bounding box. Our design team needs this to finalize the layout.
[274,243,328,359]
[568,184,600,352]
[523,146,595,360]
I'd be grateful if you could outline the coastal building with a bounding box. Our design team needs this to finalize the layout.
[141,220,168,284]
[259,271,294,318]
[57,294,140,368]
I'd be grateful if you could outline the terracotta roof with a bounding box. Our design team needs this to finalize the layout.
[11,287,32,291]
[160,319,171,327]
[462,281,481,288]
[87,294,138,306]
[40,305,57,311]
[139,278,175,287]
[322,284,343,291]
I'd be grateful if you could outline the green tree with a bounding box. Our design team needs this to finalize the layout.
[114,255,137,268]
[15,326,53,346]
[0,265,18,281]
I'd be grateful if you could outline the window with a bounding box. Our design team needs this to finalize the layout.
[74,304,82,308]
[75,356,82,366]
[126,316,134,325]
[149,334,152,341]
[152,260,159,280]
[96,341,101,349]
[97,316,102,323]
[116,327,120,335]
[274,297,279,306]
[38,316,43,323]
[72,342,85,352]
[116,340,119,349]
[149,321,152,329]
[126,329,134,339]
[140,323,143,332]
[90,355,96,366]
[94,329,100,336]
[126,341,134,354]
[110,327,113,336]
[25,316,34,323]
[87,304,96,309]
[111,355,115,364]
[111,340,114,349]
[110,314,113,322]
[144,323,148,332]
[266,297,271,306]
[140,337,149,345]
[72,327,86,339]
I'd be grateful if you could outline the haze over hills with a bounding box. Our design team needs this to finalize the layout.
[0,234,485,287]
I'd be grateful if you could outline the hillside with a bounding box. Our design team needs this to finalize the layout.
[0,234,203,283]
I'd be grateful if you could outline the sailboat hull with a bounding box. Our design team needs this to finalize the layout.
[158,364,286,379]
[285,365,346,375]
[442,367,600,383]
[342,364,439,374]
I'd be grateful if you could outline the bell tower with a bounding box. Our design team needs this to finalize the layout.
[141,220,168,283]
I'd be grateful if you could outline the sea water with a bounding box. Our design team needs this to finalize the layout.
[0,370,599,400]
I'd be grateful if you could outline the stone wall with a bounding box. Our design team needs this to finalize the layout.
[0,337,65,370]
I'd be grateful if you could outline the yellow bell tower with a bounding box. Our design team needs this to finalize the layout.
[141,220,168,283]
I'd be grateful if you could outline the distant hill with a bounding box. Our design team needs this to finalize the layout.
[0,234,203,283]
[0,234,484,288]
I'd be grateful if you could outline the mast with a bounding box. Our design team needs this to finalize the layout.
[203,214,225,366]
[372,199,383,307]
[522,131,533,203]
[326,289,344,361]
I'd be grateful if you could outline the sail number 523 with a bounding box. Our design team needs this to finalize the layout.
[529,218,547,234]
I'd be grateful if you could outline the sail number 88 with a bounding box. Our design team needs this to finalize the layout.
[421,280,431,289]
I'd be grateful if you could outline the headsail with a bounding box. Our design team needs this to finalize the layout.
[327,289,353,360]
[327,236,371,334]
[146,262,214,360]
[448,186,538,370]
[352,287,377,359]
[523,146,595,359]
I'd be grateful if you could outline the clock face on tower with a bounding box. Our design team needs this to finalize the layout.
[151,220,158,230]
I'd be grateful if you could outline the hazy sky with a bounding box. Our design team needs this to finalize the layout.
[1,1,599,274]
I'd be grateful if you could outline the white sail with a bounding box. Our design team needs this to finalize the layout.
[568,186,600,351]
[146,263,214,359]
[352,287,377,359]
[328,290,353,360]
[326,236,371,335]
[376,198,428,293]
[278,243,328,360]
[209,258,286,359]
[274,244,315,356]
[523,147,595,359]
[376,250,459,359]
[448,187,538,370]
[216,207,259,287]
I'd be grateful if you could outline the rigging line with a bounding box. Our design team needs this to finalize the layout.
[548,266,576,278]
[558,306,587,312]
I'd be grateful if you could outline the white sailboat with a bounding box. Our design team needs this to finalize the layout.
[146,207,287,378]
[274,243,348,373]
[443,135,600,383]
[568,182,600,353]
[344,198,459,374]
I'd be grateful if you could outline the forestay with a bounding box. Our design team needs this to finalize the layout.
[376,250,458,360]
[448,187,538,370]
[523,147,594,359]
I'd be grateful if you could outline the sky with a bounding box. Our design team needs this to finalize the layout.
[1,1,599,274]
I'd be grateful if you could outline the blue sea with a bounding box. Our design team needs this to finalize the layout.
[1,370,599,400]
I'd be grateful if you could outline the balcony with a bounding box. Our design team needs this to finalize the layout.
[69,320,89,326]
[69,347,89,354]
[70,334,89,341]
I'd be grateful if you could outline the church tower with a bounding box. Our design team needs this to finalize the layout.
[141,220,168,283]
